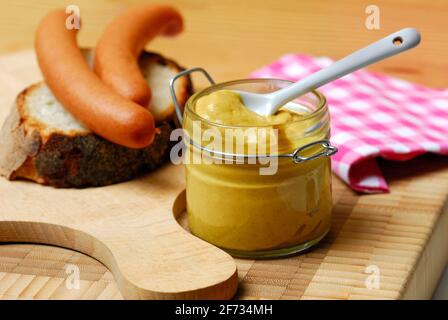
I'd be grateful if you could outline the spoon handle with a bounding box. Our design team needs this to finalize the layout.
[271,28,421,108]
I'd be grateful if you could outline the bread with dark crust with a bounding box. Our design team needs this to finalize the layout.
[0,50,192,188]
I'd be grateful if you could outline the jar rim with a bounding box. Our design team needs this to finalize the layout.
[185,78,328,128]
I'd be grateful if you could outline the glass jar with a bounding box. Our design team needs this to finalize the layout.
[171,71,337,258]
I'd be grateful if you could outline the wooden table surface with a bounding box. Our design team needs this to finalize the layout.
[0,0,446,87]
[0,0,447,299]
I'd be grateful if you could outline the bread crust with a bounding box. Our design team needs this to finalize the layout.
[0,51,192,188]
[0,99,39,180]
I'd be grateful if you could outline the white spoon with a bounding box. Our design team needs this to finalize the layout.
[238,28,421,116]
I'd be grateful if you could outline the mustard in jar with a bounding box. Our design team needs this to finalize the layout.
[176,77,336,258]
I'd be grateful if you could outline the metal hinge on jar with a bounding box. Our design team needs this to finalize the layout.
[290,140,338,163]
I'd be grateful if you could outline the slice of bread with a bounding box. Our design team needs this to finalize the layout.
[0,51,192,188]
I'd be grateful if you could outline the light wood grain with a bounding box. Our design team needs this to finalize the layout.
[0,0,446,87]
[0,0,447,300]
[1,155,447,300]
[0,50,447,300]
[0,51,239,298]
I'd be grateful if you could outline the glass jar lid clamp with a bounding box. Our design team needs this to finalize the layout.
[169,68,338,164]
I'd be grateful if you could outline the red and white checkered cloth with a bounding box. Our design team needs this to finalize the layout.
[251,54,448,193]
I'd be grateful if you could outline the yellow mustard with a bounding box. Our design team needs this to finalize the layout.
[183,80,333,258]
[195,90,303,126]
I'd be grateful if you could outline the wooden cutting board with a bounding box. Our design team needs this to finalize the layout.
[0,50,240,300]
[0,50,447,300]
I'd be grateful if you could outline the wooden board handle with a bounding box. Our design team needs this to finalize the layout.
[0,165,239,299]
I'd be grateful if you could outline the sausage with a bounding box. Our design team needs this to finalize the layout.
[94,5,183,107]
[35,10,156,149]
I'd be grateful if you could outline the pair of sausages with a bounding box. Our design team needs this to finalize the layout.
[35,5,183,148]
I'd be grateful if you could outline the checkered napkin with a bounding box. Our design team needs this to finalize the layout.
[251,54,448,193]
